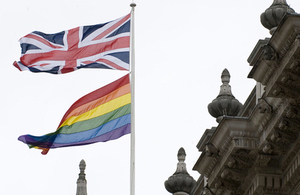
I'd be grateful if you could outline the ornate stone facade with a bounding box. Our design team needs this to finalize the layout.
[166,1,300,195]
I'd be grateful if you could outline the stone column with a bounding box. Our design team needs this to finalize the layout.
[76,159,87,195]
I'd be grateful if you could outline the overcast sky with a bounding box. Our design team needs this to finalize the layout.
[2,0,300,195]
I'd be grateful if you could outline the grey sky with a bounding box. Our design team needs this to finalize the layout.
[2,1,299,195]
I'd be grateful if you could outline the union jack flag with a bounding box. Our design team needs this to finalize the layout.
[13,14,130,74]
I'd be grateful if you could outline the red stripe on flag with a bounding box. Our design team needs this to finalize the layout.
[13,61,22,71]
[96,58,127,70]
[63,83,130,122]
[81,61,94,65]
[20,37,130,67]
[64,27,80,69]
[61,67,76,74]
[66,27,80,50]
[57,74,130,128]
[93,14,131,41]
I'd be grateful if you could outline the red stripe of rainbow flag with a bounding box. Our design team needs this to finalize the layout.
[18,74,131,155]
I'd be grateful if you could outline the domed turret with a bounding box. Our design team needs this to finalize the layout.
[261,0,296,35]
[207,69,243,123]
[165,148,196,195]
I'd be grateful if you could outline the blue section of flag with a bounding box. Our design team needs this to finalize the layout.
[32,31,65,45]
[21,43,41,54]
[82,23,108,41]
[107,20,130,38]
[109,51,130,63]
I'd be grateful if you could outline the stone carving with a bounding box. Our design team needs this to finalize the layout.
[263,140,288,155]
[230,154,254,169]
[272,82,300,98]
[270,131,282,142]
[258,98,273,114]
[165,148,196,194]
[274,129,297,143]
[207,69,243,123]
[255,154,272,167]
[280,70,300,85]
[260,0,295,35]
[262,142,274,154]
[263,44,278,61]
[221,168,246,182]
[205,143,219,157]
[289,59,300,72]
[218,178,239,191]
[233,137,258,149]
[227,158,236,169]
[285,104,300,118]
[280,118,300,131]
[270,68,300,98]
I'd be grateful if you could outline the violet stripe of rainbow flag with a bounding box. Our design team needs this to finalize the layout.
[18,74,131,155]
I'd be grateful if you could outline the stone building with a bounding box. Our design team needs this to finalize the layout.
[165,0,300,194]
[76,159,88,195]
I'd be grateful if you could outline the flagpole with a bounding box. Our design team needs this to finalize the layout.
[130,2,136,195]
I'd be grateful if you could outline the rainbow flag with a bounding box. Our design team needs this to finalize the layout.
[18,74,131,155]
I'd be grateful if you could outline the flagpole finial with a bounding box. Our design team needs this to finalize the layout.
[130,3,136,8]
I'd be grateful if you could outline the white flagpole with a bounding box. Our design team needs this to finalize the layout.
[130,2,136,195]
